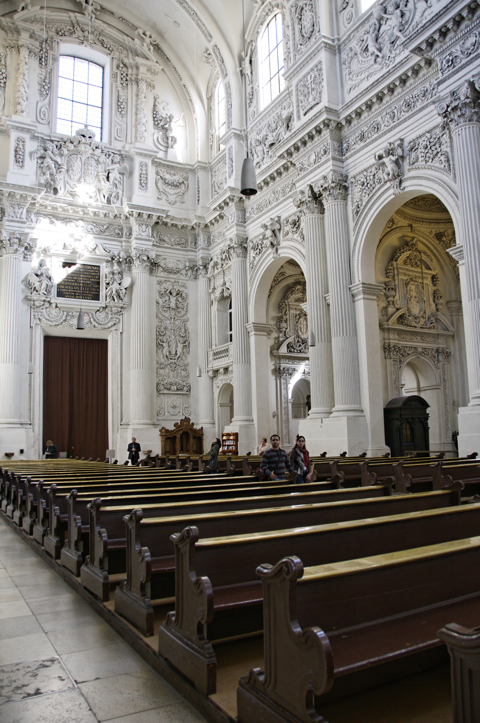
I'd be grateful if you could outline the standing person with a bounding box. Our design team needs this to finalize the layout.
[43,440,58,459]
[290,435,312,484]
[260,434,293,481]
[207,437,221,472]
[127,437,141,465]
[259,437,269,455]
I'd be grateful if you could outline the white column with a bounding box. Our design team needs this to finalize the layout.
[438,82,480,454]
[351,282,390,456]
[0,237,24,423]
[231,237,253,421]
[129,254,154,425]
[247,322,273,451]
[302,201,334,416]
[226,236,255,453]
[319,172,362,413]
[197,268,215,432]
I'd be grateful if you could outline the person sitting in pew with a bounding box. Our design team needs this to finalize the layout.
[43,440,58,459]
[260,434,293,481]
[290,435,312,484]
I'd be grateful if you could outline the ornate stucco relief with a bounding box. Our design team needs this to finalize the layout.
[407,126,452,175]
[156,279,191,395]
[155,165,189,205]
[249,98,294,171]
[296,60,323,119]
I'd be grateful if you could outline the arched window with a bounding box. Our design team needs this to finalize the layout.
[215,80,226,141]
[56,55,104,139]
[259,13,285,110]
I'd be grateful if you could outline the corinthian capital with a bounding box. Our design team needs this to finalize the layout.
[317,171,349,203]
[293,184,324,215]
[436,79,480,129]
[0,232,34,258]
[231,235,248,260]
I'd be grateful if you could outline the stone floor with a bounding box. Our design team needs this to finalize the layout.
[0,518,209,723]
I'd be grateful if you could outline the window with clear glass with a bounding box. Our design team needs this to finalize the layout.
[215,80,226,140]
[361,0,376,11]
[259,13,285,110]
[56,56,104,139]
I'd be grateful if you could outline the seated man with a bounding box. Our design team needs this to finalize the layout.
[43,440,58,459]
[260,434,293,481]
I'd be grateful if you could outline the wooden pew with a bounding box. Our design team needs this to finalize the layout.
[237,535,480,723]
[157,490,471,694]
[77,480,396,601]
[437,622,480,723]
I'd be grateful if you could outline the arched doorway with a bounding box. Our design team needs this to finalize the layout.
[218,383,234,436]
[290,376,311,443]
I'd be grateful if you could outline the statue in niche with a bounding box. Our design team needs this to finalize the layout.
[26,258,53,296]
[105,262,130,303]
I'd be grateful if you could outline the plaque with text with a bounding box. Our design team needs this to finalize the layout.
[56,264,101,301]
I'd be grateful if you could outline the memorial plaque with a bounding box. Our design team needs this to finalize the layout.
[56,264,101,301]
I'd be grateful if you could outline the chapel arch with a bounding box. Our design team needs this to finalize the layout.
[217,382,234,436]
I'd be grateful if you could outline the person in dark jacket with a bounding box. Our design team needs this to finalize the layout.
[289,435,312,484]
[43,440,58,459]
[260,434,293,481]
[208,438,221,472]
[127,437,141,465]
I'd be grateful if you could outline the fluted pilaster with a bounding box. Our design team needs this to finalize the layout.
[197,270,214,426]
[231,236,253,420]
[319,172,362,412]
[0,238,24,422]
[130,255,153,424]
[439,81,480,403]
[302,205,334,416]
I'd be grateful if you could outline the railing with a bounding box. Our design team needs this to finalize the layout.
[208,342,233,370]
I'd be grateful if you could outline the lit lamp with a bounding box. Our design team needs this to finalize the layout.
[240,0,257,197]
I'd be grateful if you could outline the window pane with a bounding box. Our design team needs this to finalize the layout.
[361,0,376,10]
[73,81,88,104]
[56,55,104,139]
[59,55,74,77]
[259,13,285,111]
[74,58,89,82]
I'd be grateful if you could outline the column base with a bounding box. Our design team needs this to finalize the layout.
[0,425,34,461]
[298,414,367,457]
[457,407,480,457]
[224,421,256,455]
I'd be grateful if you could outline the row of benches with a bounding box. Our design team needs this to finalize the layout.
[1,457,479,722]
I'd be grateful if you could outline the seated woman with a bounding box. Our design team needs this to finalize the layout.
[289,435,312,484]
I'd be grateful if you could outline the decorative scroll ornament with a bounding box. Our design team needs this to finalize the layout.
[26,259,54,297]
[114,61,128,142]
[152,96,178,156]
[439,31,480,77]
[16,44,29,116]
[436,79,480,129]
[407,127,451,174]
[249,100,294,170]
[155,166,189,205]
[29,298,125,329]
[0,52,7,113]
[343,1,433,92]
[212,156,228,196]
[139,161,148,191]
[290,0,317,55]
[36,39,52,125]
[156,279,191,394]
[296,61,323,118]
[34,127,128,205]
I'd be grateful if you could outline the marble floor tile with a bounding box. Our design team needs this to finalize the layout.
[0,576,16,590]
[0,631,57,666]
[0,614,43,640]
[0,686,98,723]
[27,592,91,616]
[4,558,50,574]
[0,599,32,619]
[79,671,181,721]
[0,657,74,704]
[62,642,152,684]
[47,622,121,655]
[0,568,10,578]
[12,570,59,587]
[36,606,100,633]
[105,699,209,723]
[0,587,23,603]
[17,581,74,601]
